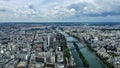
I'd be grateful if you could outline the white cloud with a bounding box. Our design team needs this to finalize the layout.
[0,0,120,22]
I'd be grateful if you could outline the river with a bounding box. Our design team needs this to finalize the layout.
[57,28,105,68]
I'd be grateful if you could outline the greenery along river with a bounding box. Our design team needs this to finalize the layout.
[57,28,105,68]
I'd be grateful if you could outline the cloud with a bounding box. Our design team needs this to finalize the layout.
[0,0,10,1]
[66,0,120,17]
[0,0,120,22]
[0,8,7,12]
[0,5,13,13]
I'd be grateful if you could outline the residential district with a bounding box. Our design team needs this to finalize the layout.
[0,23,120,68]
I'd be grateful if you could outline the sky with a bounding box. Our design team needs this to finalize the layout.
[0,0,120,22]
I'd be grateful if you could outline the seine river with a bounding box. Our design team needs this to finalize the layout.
[57,28,105,68]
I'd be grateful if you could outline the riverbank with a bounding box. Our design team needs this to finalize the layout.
[73,42,89,67]
[66,32,106,68]
[67,32,113,68]
[57,28,84,68]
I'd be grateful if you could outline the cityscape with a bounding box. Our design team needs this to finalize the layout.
[0,23,120,68]
[0,0,120,68]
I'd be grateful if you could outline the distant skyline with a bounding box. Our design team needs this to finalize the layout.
[0,0,120,22]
